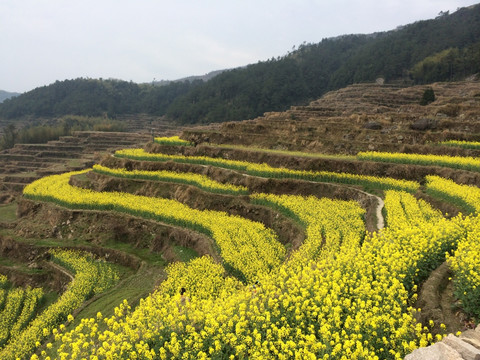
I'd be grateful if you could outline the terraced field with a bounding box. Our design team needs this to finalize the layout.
[1,80,480,359]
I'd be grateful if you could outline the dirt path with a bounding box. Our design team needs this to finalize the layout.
[48,261,74,282]
[414,261,466,335]
[375,196,384,230]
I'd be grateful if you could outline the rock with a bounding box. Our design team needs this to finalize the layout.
[405,342,463,360]
[443,334,480,360]
[404,342,463,360]
[460,330,480,349]
[410,118,438,131]
[363,121,382,130]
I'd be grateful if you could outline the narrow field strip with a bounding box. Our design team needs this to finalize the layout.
[437,140,480,150]
[251,193,365,265]
[23,171,285,282]
[358,150,480,172]
[153,136,194,146]
[212,143,356,161]
[0,249,119,360]
[448,217,480,318]
[115,148,420,192]
[383,190,444,230]
[425,175,480,213]
[92,164,249,195]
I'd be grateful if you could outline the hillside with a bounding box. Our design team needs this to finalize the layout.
[0,3,479,124]
[182,80,480,155]
[0,90,20,103]
[1,80,480,359]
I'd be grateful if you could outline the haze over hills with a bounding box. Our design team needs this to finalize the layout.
[0,3,479,124]
[0,90,20,103]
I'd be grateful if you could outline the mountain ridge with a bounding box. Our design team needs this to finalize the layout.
[0,3,479,123]
[0,90,20,103]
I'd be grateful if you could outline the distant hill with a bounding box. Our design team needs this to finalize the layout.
[1,3,479,123]
[152,69,228,86]
[0,90,20,103]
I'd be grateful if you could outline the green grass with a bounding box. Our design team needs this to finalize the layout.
[0,203,17,222]
[6,172,37,178]
[66,159,84,168]
[173,245,199,262]
[214,144,356,161]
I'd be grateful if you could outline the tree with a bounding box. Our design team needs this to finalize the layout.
[0,124,17,149]
[420,87,435,105]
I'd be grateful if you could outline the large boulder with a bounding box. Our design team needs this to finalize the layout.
[410,118,438,131]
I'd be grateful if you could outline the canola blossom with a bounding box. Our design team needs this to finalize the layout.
[448,217,480,318]
[23,171,285,281]
[251,193,365,265]
[0,286,44,350]
[159,256,240,299]
[7,287,44,342]
[35,189,471,359]
[92,164,249,195]
[357,150,480,172]
[0,288,25,348]
[425,175,480,213]
[0,275,45,351]
[0,275,7,288]
[18,150,480,359]
[438,140,480,149]
[0,249,119,360]
[380,190,463,287]
[115,148,420,192]
[383,190,443,230]
[154,136,193,146]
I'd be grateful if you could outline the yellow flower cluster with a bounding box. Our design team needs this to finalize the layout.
[0,250,119,360]
[50,249,119,295]
[154,136,193,146]
[0,288,25,348]
[115,148,420,192]
[379,190,464,287]
[357,151,480,172]
[383,190,443,230]
[448,217,480,317]
[0,273,45,352]
[19,145,480,359]
[0,286,44,350]
[438,140,480,149]
[159,256,240,299]
[0,275,7,288]
[251,193,365,265]
[92,164,249,195]
[34,188,470,359]
[24,171,285,281]
[425,175,480,213]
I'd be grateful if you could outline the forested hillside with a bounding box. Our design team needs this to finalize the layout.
[0,90,20,103]
[0,4,479,123]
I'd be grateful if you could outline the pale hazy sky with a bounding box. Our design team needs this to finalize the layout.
[1,0,477,93]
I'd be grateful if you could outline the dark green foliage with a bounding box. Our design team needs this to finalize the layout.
[1,124,16,149]
[0,4,479,124]
[420,88,436,105]
[411,44,480,83]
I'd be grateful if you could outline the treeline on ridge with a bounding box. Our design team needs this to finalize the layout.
[1,4,479,124]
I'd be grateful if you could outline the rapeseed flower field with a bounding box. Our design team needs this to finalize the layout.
[13,140,480,359]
